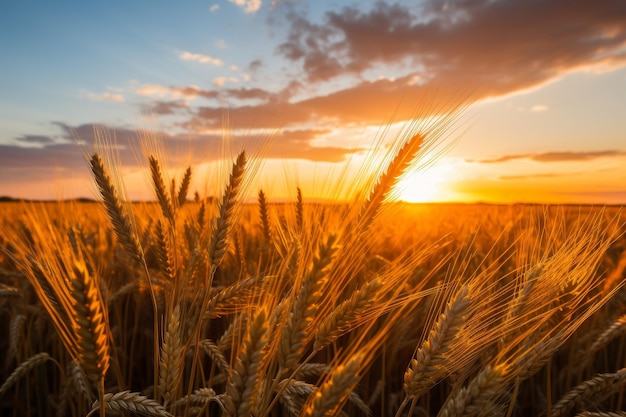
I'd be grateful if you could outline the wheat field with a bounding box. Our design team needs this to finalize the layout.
[1,129,625,417]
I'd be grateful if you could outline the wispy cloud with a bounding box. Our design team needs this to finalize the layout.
[531,105,548,112]
[179,51,223,66]
[213,76,240,87]
[229,0,262,14]
[210,4,220,13]
[470,150,626,164]
[81,90,125,102]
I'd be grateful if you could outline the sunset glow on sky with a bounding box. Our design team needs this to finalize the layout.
[1,1,625,204]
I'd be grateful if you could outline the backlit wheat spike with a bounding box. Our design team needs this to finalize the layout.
[279,234,337,371]
[575,412,626,417]
[89,390,173,417]
[209,151,247,268]
[314,278,383,351]
[154,220,175,281]
[437,364,506,417]
[358,133,424,232]
[158,305,183,408]
[0,352,52,397]
[90,153,144,262]
[404,284,471,400]
[176,166,192,208]
[258,189,272,244]
[296,187,303,232]
[551,368,626,417]
[149,156,175,225]
[205,274,265,318]
[224,309,268,417]
[302,352,364,417]
[71,262,109,386]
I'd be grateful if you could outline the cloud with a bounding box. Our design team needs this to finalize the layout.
[215,39,227,49]
[82,90,125,102]
[470,150,626,164]
[210,4,220,12]
[229,0,262,14]
[141,100,190,116]
[15,135,56,144]
[1,123,358,189]
[276,0,626,93]
[179,51,223,66]
[531,105,548,112]
[213,76,240,87]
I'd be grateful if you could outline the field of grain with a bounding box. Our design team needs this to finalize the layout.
[1,134,625,417]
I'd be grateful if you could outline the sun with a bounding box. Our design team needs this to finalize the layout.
[395,164,452,203]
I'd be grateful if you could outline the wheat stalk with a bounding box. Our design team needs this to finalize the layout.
[0,352,54,397]
[437,364,507,417]
[209,150,247,269]
[224,308,268,417]
[314,278,383,351]
[279,234,337,371]
[197,339,231,374]
[302,352,364,417]
[177,166,192,208]
[88,390,173,417]
[158,305,183,408]
[71,262,110,386]
[404,284,472,400]
[258,189,272,244]
[149,155,175,225]
[89,153,144,262]
[551,368,626,417]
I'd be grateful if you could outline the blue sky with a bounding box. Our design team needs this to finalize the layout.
[1,0,626,203]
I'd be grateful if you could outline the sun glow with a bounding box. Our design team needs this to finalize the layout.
[395,163,453,203]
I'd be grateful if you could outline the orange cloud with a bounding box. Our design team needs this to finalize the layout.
[470,150,626,164]
[179,51,223,66]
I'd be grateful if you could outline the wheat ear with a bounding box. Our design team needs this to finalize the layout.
[177,166,192,208]
[209,151,247,269]
[295,187,303,232]
[279,234,337,371]
[575,412,626,417]
[437,364,506,417]
[585,313,626,359]
[149,156,175,224]
[72,262,110,417]
[158,305,183,408]
[314,278,383,351]
[551,368,626,417]
[224,308,268,417]
[302,352,364,417]
[205,274,265,318]
[71,263,110,385]
[358,133,424,232]
[258,189,272,244]
[404,284,471,400]
[154,220,175,281]
[173,387,221,409]
[0,352,53,397]
[88,390,173,417]
[90,153,144,262]
[197,339,230,373]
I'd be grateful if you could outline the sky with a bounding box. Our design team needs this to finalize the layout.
[1,0,626,204]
